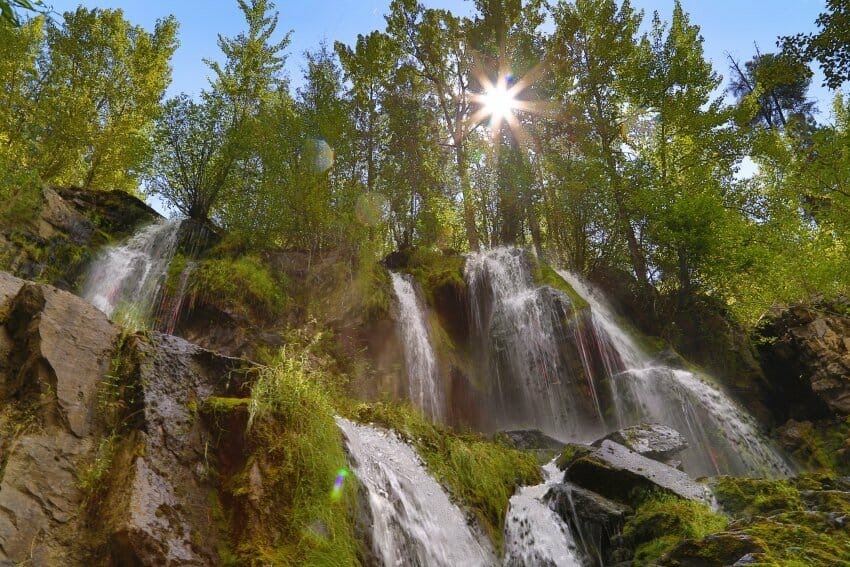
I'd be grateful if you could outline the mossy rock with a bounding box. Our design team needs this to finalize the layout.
[556,443,594,470]
[529,256,590,311]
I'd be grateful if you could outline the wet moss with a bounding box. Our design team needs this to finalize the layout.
[621,493,729,562]
[713,476,805,517]
[528,257,590,311]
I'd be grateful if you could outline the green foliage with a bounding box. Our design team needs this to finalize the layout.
[529,255,589,310]
[190,255,286,318]
[622,493,729,562]
[239,352,360,565]
[403,247,466,304]
[76,433,118,499]
[346,401,541,549]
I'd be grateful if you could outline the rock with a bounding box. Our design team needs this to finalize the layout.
[659,533,767,566]
[565,440,713,506]
[0,273,250,565]
[546,482,630,564]
[501,429,566,452]
[105,333,247,565]
[754,295,850,418]
[595,423,688,463]
[555,443,594,471]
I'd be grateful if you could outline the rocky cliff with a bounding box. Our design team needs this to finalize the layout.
[0,272,252,565]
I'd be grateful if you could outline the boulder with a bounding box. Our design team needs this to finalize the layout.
[595,423,688,463]
[501,429,566,457]
[565,440,712,506]
[546,482,630,564]
[0,272,250,565]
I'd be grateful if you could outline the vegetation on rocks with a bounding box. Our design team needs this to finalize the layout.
[346,401,541,549]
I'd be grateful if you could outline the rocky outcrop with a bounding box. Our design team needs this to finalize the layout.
[0,272,250,565]
[0,186,159,289]
[564,440,713,506]
[754,296,850,418]
[594,423,688,464]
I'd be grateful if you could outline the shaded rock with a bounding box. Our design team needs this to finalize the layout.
[555,443,594,471]
[546,482,630,564]
[565,440,712,506]
[501,429,566,452]
[595,423,688,463]
[754,295,850,418]
[659,532,767,566]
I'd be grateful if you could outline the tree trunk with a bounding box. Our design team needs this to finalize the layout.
[456,143,480,252]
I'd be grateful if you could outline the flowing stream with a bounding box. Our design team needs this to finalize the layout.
[504,460,583,567]
[389,271,444,421]
[336,417,496,566]
[80,219,181,329]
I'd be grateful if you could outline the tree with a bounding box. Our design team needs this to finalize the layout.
[549,0,649,286]
[0,0,44,27]
[728,50,815,129]
[781,0,850,89]
[33,8,177,191]
[387,0,482,250]
[146,94,232,222]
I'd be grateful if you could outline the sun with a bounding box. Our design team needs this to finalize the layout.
[481,80,518,124]
[469,60,547,142]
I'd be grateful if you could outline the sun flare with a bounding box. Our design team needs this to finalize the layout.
[481,82,518,124]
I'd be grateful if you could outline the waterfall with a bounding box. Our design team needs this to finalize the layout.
[336,417,496,566]
[80,219,181,329]
[464,247,789,477]
[389,272,444,421]
[556,269,791,477]
[465,247,606,440]
[504,460,584,567]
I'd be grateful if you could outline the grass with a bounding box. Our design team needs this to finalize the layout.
[188,254,286,318]
[622,493,729,562]
[222,351,360,566]
[344,401,541,550]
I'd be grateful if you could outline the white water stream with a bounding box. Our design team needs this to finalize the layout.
[337,417,496,566]
[389,271,444,421]
[80,219,181,328]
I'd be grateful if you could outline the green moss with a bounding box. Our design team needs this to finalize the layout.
[713,476,805,517]
[345,401,541,550]
[739,515,850,565]
[190,255,286,318]
[622,493,729,562]
[201,397,250,415]
[555,443,593,470]
[404,247,466,306]
[529,256,590,310]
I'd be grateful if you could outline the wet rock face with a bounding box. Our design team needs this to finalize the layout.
[546,483,630,564]
[564,440,712,506]
[0,187,159,289]
[755,296,850,418]
[595,423,688,464]
[0,272,248,565]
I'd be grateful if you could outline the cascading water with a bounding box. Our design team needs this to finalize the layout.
[156,261,195,335]
[504,460,583,567]
[336,417,496,566]
[80,219,181,329]
[389,271,444,421]
[556,269,791,477]
[465,247,789,478]
[465,247,607,441]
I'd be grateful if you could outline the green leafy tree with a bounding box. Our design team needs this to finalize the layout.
[781,0,849,89]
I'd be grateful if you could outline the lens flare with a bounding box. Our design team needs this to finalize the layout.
[331,468,349,501]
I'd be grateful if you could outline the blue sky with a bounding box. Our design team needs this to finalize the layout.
[45,0,834,110]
